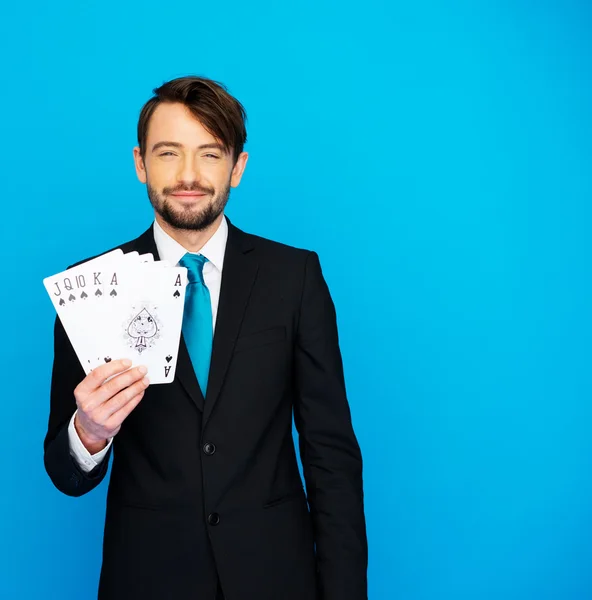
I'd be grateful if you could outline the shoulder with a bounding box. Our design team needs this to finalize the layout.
[232,225,327,298]
[251,232,311,259]
[231,221,315,265]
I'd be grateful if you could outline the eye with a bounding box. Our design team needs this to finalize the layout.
[159,152,176,156]
[205,153,219,159]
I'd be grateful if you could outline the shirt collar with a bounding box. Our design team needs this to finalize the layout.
[152,214,228,272]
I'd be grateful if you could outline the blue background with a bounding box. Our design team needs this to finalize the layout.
[1,1,592,598]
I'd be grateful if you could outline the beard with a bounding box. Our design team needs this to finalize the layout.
[146,178,231,232]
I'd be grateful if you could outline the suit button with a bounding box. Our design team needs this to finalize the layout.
[203,442,216,455]
[208,513,220,526]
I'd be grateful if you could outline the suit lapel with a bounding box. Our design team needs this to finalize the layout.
[175,335,206,413]
[127,224,205,413]
[126,216,258,422]
[202,218,258,429]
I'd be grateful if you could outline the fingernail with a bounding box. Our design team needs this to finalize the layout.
[143,376,150,385]
[122,359,132,367]
[138,366,148,375]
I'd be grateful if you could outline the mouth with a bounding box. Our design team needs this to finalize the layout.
[169,192,208,205]
[170,192,208,197]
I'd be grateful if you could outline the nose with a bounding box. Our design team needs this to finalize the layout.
[177,154,201,186]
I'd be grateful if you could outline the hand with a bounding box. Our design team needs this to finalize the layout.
[73,359,150,454]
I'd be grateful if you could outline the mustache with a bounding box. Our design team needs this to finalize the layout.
[163,184,213,195]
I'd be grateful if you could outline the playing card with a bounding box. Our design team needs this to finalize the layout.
[152,260,171,268]
[44,248,188,384]
[102,251,138,300]
[93,263,188,384]
[43,249,124,373]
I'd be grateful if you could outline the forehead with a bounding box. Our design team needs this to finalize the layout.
[146,102,219,146]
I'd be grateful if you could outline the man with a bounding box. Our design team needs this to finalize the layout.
[44,75,368,600]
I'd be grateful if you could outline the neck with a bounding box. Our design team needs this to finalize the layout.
[155,213,224,253]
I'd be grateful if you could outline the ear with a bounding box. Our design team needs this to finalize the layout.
[230,151,249,188]
[133,146,147,184]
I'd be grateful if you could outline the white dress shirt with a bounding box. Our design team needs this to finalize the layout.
[67,215,229,473]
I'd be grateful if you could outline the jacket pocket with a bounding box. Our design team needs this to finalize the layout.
[234,325,287,354]
[263,489,304,509]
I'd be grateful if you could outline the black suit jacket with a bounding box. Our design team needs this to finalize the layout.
[43,217,368,600]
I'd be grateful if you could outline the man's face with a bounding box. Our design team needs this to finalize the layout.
[133,102,248,231]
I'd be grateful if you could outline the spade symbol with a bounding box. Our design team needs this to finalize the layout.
[59,298,66,306]
[166,355,173,363]
[68,294,76,302]
[173,290,180,298]
[80,291,88,299]
[95,289,102,297]
[104,357,112,363]
[127,308,158,353]
[110,289,117,297]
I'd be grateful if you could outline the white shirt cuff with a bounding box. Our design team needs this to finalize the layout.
[68,410,113,473]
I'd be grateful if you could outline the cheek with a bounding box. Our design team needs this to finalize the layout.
[206,162,232,183]
[147,162,176,184]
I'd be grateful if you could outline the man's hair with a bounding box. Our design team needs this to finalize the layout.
[137,75,247,164]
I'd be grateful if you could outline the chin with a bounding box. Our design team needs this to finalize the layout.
[167,200,206,216]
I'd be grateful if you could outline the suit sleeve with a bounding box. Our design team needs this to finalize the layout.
[293,250,368,600]
[43,314,112,497]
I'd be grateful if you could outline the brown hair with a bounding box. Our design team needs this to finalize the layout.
[137,75,247,164]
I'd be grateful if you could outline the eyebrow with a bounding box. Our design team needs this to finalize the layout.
[151,141,226,153]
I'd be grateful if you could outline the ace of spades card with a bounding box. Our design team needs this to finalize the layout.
[96,263,188,384]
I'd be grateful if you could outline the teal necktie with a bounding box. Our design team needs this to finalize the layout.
[178,253,213,397]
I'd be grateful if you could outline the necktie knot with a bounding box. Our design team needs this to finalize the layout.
[179,253,209,285]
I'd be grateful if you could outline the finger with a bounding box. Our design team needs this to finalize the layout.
[77,359,132,396]
[101,375,150,419]
[91,366,149,409]
[104,388,146,429]
[86,374,148,428]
